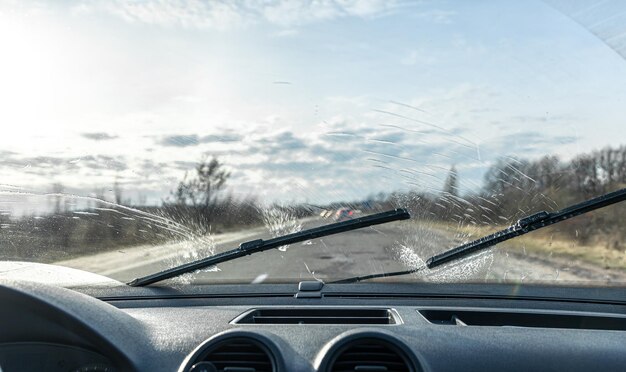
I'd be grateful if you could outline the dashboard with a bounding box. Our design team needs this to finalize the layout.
[2,279,626,372]
[0,343,112,372]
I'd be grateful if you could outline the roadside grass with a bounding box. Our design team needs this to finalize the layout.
[412,220,626,272]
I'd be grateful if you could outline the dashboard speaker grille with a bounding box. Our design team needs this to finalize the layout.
[329,338,412,372]
[199,337,273,372]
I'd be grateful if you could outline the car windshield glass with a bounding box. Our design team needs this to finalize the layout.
[1,0,626,287]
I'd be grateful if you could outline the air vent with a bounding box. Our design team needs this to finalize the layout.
[195,337,274,372]
[419,309,626,330]
[328,338,413,372]
[233,308,400,325]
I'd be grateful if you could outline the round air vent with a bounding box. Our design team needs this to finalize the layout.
[326,337,414,372]
[186,337,275,372]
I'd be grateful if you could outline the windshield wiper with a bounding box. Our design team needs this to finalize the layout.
[333,188,626,284]
[128,208,410,286]
[427,187,626,269]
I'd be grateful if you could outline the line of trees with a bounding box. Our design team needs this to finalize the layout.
[380,145,626,249]
[2,145,625,263]
[0,155,260,262]
[473,146,626,222]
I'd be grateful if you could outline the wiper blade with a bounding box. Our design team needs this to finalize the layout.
[333,188,626,284]
[128,208,410,286]
[427,187,626,269]
[331,267,423,284]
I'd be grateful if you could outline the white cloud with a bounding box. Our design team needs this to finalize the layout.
[74,0,402,30]
[83,0,246,31]
[412,8,456,24]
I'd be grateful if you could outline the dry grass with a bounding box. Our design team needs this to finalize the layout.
[419,220,626,272]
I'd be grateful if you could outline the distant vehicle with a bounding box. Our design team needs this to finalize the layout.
[334,207,354,221]
[319,209,333,218]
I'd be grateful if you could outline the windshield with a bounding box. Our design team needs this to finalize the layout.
[1,0,626,287]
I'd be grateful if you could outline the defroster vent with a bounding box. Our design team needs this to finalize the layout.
[233,308,401,325]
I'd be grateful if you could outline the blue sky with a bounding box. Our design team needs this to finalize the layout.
[1,0,626,206]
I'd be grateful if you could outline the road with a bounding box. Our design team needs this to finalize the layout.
[57,217,626,285]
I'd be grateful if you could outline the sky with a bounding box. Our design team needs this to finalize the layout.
[1,0,626,206]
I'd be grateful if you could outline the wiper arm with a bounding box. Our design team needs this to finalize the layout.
[128,208,410,286]
[331,267,423,284]
[333,188,626,284]
[426,187,626,269]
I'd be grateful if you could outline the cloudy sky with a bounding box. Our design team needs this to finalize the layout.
[1,0,626,206]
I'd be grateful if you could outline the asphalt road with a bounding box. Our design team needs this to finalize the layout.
[98,218,425,284]
[58,217,626,285]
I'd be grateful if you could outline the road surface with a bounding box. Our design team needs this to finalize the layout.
[56,217,626,285]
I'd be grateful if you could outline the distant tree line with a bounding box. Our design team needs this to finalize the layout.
[0,205,168,262]
[379,145,626,249]
[0,156,255,262]
[2,146,625,263]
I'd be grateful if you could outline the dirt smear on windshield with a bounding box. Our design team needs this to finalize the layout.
[259,205,303,251]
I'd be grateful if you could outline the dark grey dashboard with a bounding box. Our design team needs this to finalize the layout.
[2,280,626,372]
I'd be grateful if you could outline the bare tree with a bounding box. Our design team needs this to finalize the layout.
[51,183,65,213]
[113,178,123,205]
[173,155,230,207]
[170,155,231,233]
[443,165,459,197]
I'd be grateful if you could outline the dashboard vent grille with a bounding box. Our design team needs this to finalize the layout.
[234,308,399,325]
[200,337,273,372]
[329,338,412,372]
[419,309,626,330]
